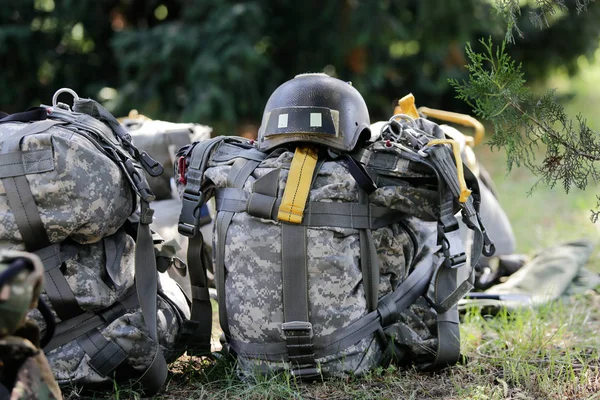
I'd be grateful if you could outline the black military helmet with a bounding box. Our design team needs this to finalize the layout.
[257,73,371,152]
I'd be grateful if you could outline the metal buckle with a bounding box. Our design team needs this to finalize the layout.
[281,321,313,338]
[281,321,319,378]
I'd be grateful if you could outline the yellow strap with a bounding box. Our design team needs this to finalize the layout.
[277,147,318,224]
[417,106,485,146]
[426,139,472,203]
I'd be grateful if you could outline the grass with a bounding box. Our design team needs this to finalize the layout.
[64,58,600,400]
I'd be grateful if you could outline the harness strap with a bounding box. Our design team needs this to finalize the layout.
[281,223,319,378]
[215,188,408,229]
[177,137,230,355]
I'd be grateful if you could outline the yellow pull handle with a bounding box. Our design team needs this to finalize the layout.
[418,106,485,146]
[393,93,420,120]
[426,139,472,203]
[277,147,318,224]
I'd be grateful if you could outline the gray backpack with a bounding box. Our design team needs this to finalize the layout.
[0,89,212,395]
[175,117,494,378]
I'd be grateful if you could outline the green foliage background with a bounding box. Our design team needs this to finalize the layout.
[2,0,600,134]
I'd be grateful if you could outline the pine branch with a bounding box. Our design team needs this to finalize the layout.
[495,0,593,42]
[450,38,600,220]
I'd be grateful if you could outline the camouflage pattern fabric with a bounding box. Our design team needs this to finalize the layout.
[201,145,443,377]
[459,239,599,312]
[0,122,134,249]
[0,250,62,399]
[1,336,61,400]
[27,229,190,387]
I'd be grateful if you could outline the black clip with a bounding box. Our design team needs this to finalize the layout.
[178,191,205,237]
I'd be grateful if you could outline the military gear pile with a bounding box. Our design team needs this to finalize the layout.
[0,89,212,396]
[176,114,494,378]
[0,250,62,400]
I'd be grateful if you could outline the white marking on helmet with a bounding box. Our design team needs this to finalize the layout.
[310,113,322,127]
[278,113,289,128]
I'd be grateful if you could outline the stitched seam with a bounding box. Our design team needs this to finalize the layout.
[287,151,308,222]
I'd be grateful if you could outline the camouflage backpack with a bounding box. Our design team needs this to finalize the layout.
[175,74,493,378]
[0,250,62,400]
[0,89,212,395]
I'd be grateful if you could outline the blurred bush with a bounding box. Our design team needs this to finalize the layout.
[2,0,600,133]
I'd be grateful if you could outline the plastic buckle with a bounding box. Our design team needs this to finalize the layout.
[178,191,205,237]
[441,227,466,269]
[281,321,320,378]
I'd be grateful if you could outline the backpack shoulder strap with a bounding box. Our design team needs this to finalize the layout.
[177,136,263,356]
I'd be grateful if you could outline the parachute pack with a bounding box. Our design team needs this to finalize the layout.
[175,74,494,378]
[0,89,213,396]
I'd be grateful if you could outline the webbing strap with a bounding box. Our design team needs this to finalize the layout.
[215,158,262,339]
[281,223,319,377]
[277,147,318,224]
[0,107,48,123]
[43,289,138,352]
[357,190,379,313]
[184,233,213,356]
[76,328,128,377]
[215,188,406,229]
[34,243,84,321]
[1,120,64,251]
[427,258,461,369]
[215,211,234,339]
[430,307,460,369]
[44,267,84,321]
[357,189,389,354]
[133,199,167,396]
[0,149,54,178]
